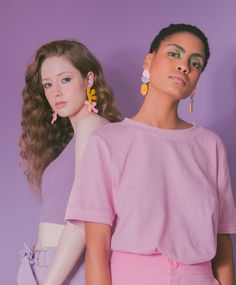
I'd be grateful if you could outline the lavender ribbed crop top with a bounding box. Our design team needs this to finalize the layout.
[39,137,75,224]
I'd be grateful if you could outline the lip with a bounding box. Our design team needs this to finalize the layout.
[55,101,66,109]
[168,75,187,86]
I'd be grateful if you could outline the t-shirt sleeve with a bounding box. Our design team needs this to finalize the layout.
[217,141,236,234]
[65,133,115,226]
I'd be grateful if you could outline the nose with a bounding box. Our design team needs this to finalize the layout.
[176,64,189,75]
[52,84,62,97]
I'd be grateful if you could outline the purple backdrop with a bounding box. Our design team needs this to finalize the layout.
[1,0,236,283]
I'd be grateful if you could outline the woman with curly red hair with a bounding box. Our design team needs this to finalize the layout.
[17,39,122,284]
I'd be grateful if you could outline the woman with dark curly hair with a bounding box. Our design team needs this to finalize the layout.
[65,24,236,284]
[17,39,122,285]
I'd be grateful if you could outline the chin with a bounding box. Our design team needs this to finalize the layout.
[57,111,70,118]
[165,88,189,100]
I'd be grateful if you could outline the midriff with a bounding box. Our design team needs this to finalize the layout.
[36,222,65,249]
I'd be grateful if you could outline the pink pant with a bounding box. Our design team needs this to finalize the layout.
[17,243,85,285]
[111,252,220,285]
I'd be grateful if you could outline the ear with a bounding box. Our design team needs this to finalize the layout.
[86,71,95,87]
[143,53,154,70]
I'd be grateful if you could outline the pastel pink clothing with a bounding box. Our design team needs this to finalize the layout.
[111,252,220,285]
[65,118,236,264]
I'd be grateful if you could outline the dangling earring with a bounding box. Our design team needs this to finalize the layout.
[84,86,98,113]
[140,69,150,96]
[189,89,196,114]
[51,111,57,124]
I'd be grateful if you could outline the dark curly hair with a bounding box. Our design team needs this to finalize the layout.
[19,40,122,194]
[149,23,210,71]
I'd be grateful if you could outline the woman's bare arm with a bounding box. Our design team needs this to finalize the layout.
[85,222,112,285]
[212,234,235,285]
[44,115,108,284]
[43,222,85,285]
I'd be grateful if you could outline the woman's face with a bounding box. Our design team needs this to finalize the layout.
[144,32,205,101]
[41,56,92,119]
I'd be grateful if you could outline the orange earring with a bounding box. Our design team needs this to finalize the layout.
[140,69,150,96]
[84,86,98,113]
[189,90,196,114]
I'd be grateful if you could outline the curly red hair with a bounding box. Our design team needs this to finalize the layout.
[19,40,122,194]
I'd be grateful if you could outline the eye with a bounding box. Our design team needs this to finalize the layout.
[61,77,72,84]
[167,50,180,58]
[43,82,52,89]
[190,59,203,70]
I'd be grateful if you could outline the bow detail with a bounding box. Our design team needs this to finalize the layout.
[84,100,99,113]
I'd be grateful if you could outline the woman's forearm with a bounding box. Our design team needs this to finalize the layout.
[212,234,235,285]
[85,222,112,285]
[86,247,112,285]
[43,221,85,285]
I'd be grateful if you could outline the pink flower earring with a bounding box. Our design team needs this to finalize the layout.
[84,86,98,113]
[51,111,57,124]
[189,89,196,114]
[140,69,150,96]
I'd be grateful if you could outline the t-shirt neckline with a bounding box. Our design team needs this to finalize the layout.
[122,117,201,139]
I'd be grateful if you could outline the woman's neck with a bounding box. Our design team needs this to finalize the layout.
[69,105,93,134]
[132,92,192,130]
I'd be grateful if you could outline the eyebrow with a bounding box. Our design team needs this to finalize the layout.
[41,71,74,82]
[166,44,204,60]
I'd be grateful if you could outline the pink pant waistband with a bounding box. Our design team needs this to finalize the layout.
[111,252,212,275]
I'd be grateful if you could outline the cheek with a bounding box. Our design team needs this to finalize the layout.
[68,85,86,105]
[190,72,201,87]
[44,91,53,106]
[69,81,86,95]
[151,57,170,76]
[150,62,169,86]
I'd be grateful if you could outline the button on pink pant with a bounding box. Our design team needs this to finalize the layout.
[111,252,220,285]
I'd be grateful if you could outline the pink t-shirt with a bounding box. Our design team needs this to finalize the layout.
[65,118,236,264]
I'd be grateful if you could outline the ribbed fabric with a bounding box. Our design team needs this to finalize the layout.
[39,137,75,224]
